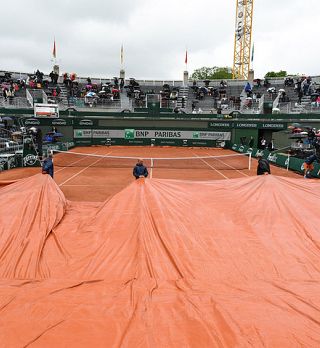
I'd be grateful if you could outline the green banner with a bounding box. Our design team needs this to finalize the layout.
[231,143,320,178]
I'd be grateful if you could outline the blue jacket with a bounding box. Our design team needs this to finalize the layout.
[133,163,148,179]
[42,158,54,178]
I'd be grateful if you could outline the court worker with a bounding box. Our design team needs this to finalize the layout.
[256,154,271,175]
[42,153,54,178]
[133,159,148,179]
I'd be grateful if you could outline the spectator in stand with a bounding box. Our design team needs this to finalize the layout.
[2,87,8,101]
[307,128,316,145]
[35,127,43,158]
[301,77,311,96]
[245,82,252,97]
[267,139,275,152]
[120,78,124,90]
[49,71,55,84]
[298,89,303,104]
[263,78,270,87]
[56,85,61,96]
[256,78,261,87]
[248,136,254,148]
[260,137,267,150]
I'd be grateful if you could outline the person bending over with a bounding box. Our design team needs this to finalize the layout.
[257,155,271,175]
[42,153,54,178]
[133,159,148,179]
[303,154,318,178]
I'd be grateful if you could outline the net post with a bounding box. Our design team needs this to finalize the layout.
[150,158,154,179]
[248,152,252,171]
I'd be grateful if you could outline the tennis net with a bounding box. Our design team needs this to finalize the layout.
[51,150,252,171]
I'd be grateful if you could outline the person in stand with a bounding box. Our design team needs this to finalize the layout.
[133,159,148,179]
[267,139,274,152]
[34,127,43,159]
[257,155,271,175]
[260,137,267,149]
[42,153,54,178]
[248,136,254,148]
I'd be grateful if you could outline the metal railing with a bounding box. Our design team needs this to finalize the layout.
[26,89,33,106]
[0,96,32,108]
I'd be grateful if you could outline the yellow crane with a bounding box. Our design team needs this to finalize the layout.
[232,0,254,80]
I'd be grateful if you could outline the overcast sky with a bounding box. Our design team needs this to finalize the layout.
[0,0,319,80]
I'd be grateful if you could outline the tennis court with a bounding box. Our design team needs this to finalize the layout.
[0,146,300,201]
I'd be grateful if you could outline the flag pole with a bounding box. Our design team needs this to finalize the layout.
[185,48,188,71]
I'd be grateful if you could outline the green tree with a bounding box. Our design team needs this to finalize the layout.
[191,67,233,80]
[264,70,287,78]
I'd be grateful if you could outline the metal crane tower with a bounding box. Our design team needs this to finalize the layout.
[232,0,254,80]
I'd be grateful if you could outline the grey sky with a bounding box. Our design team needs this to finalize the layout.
[0,0,319,80]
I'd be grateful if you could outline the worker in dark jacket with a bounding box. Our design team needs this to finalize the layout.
[42,153,54,178]
[257,155,271,175]
[133,159,148,179]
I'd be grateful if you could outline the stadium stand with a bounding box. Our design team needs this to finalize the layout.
[1,69,320,114]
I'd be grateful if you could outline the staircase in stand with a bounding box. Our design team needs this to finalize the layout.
[176,86,189,109]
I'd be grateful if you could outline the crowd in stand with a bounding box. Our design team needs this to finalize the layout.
[0,72,26,104]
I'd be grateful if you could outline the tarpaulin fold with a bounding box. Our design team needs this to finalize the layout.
[0,174,320,347]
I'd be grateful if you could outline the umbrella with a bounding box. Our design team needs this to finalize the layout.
[292,123,301,127]
[86,92,96,97]
[246,97,252,100]
[279,88,285,92]
[2,116,13,121]
[300,131,308,135]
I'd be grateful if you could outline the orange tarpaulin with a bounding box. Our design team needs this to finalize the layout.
[1,174,320,347]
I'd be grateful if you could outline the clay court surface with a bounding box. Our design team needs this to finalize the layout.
[0,146,300,201]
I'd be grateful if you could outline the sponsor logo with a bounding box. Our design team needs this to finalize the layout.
[236,123,257,128]
[52,119,67,125]
[24,154,38,166]
[25,118,40,126]
[267,154,278,163]
[238,145,245,153]
[262,123,284,129]
[285,158,290,166]
[79,119,93,126]
[256,150,264,157]
[247,147,253,153]
[75,129,92,137]
[0,158,7,170]
[208,122,230,128]
[125,129,135,139]
[193,132,199,139]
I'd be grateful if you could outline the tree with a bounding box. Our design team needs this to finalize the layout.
[191,67,233,80]
[264,70,287,78]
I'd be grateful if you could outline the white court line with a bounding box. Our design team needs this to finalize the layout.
[193,153,229,179]
[59,150,113,187]
[205,152,249,177]
[55,150,101,173]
